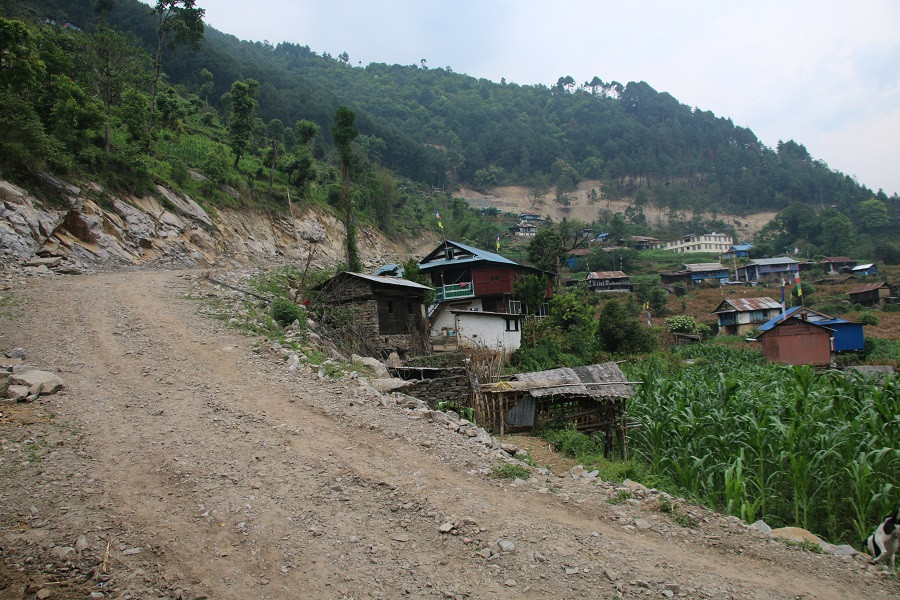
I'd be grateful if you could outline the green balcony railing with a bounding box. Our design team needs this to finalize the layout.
[435,282,474,302]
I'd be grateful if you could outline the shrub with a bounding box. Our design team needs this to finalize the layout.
[858,311,879,326]
[269,298,305,328]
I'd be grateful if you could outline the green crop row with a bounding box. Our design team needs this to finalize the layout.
[623,345,899,547]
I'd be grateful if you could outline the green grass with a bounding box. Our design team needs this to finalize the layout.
[0,292,19,319]
[490,463,532,480]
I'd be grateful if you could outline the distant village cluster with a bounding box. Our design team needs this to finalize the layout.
[316,213,896,371]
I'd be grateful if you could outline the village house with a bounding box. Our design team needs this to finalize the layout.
[314,272,431,357]
[850,263,879,277]
[756,306,864,353]
[419,240,551,313]
[735,257,799,282]
[724,243,753,258]
[509,220,537,237]
[818,256,856,274]
[661,262,730,285]
[711,297,783,336]
[432,310,523,354]
[756,316,834,366]
[565,247,592,269]
[586,270,632,293]
[629,235,661,251]
[848,282,893,307]
[663,232,733,254]
[420,240,551,352]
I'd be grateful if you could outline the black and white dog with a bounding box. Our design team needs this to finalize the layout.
[866,509,900,568]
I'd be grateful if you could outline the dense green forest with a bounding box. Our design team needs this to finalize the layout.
[1,0,897,261]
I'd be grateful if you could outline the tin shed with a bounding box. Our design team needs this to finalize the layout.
[478,363,634,457]
[757,316,833,366]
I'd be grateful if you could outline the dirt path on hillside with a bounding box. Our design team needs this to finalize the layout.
[1,270,897,599]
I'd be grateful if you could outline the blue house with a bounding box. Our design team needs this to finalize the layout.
[725,243,753,258]
[756,306,864,352]
[736,257,799,282]
[850,263,879,277]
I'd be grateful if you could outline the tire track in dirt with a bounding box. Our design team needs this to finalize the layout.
[2,270,897,599]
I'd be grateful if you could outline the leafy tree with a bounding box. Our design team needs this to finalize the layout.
[198,67,213,103]
[527,227,563,273]
[227,78,258,168]
[332,106,362,271]
[401,258,434,306]
[283,146,315,196]
[512,274,548,315]
[857,198,889,231]
[0,18,52,175]
[295,119,320,146]
[147,1,205,130]
[596,300,656,354]
[548,291,595,330]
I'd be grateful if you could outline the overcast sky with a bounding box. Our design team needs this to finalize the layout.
[189,0,900,195]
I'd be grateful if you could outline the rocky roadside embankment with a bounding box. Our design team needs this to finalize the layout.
[0,175,414,277]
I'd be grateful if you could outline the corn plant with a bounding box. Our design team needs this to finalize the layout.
[625,346,899,547]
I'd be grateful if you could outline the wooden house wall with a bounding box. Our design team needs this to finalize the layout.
[473,266,516,296]
[760,323,831,366]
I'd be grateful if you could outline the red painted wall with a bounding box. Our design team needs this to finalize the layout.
[760,323,831,366]
[473,267,515,295]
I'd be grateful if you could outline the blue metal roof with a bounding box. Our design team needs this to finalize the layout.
[419,240,519,271]
[758,307,853,331]
[757,306,864,351]
[730,244,753,251]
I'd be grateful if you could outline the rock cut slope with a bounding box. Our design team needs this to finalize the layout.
[1,269,898,599]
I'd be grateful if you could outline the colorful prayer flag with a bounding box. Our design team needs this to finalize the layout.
[495,234,500,251]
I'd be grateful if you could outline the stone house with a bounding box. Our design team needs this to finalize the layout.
[314,272,431,357]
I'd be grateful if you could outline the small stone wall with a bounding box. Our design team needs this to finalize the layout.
[404,374,471,407]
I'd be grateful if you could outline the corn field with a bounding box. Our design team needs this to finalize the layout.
[624,345,899,547]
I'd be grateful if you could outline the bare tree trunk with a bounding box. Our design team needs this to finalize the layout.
[269,139,278,189]
[147,35,163,132]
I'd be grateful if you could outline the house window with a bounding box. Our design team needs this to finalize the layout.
[387,300,394,314]
[505,318,519,332]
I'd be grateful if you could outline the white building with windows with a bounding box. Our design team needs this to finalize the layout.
[429,302,522,353]
[663,233,733,254]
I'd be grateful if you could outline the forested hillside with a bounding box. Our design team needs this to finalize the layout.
[2,0,897,261]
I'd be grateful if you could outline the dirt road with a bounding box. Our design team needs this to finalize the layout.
[1,270,897,599]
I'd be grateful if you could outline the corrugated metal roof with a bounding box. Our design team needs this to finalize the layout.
[757,306,848,332]
[849,282,889,294]
[508,363,633,399]
[340,272,432,290]
[745,257,799,266]
[684,263,727,272]
[729,244,754,251]
[851,263,875,271]
[820,256,854,263]
[419,240,519,271]
[587,271,628,279]
[713,297,781,313]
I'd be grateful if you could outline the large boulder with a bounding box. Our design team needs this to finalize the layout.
[9,370,65,396]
